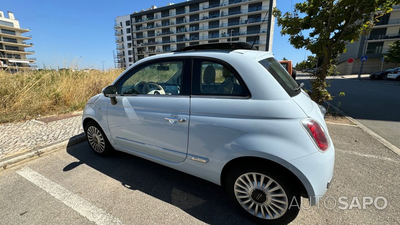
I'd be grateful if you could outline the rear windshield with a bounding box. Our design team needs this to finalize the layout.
[259,58,300,97]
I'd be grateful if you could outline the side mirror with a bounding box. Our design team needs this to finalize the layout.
[102,85,118,105]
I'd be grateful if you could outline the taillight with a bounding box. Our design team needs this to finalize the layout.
[302,119,329,151]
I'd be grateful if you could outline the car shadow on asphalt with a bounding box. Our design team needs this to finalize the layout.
[65,141,256,225]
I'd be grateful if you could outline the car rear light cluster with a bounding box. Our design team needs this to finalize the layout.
[302,119,329,151]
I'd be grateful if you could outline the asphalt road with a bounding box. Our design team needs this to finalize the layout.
[298,73,400,149]
[1,123,400,225]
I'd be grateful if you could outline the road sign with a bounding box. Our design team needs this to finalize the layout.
[361,55,368,62]
[347,58,354,64]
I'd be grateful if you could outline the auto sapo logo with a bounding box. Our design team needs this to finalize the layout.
[289,196,388,210]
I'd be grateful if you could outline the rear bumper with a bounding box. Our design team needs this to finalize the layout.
[289,143,335,205]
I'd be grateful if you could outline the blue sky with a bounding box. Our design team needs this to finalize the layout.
[1,0,310,70]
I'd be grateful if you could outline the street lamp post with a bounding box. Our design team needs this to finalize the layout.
[230,29,233,42]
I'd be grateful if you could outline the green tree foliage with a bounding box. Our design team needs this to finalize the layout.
[296,55,318,70]
[384,40,400,67]
[273,0,400,103]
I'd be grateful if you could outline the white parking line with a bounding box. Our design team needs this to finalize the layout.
[16,167,123,225]
[337,149,400,164]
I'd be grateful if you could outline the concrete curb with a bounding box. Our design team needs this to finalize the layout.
[0,133,86,170]
[324,101,400,156]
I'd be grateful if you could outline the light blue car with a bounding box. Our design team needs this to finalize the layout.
[82,42,335,224]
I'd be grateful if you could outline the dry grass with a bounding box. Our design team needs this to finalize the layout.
[0,69,122,123]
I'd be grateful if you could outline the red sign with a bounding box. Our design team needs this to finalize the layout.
[347,58,354,64]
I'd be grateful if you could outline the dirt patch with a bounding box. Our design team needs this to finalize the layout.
[35,112,82,124]
[324,113,355,125]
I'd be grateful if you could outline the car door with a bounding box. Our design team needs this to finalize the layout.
[107,58,190,163]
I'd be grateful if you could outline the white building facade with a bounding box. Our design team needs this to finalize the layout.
[0,11,35,72]
[337,5,400,74]
[115,0,276,69]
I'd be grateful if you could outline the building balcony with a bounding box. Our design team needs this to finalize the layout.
[0,24,30,33]
[368,33,400,41]
[375,18,400,26]
[114,24,122,29]
[0,47,35,54]
[131,1,266,25]
[115,31,123,36]
[115,38,123,43]
[0,40,33,47]
[0,32,32,40]
[366,48,389,57]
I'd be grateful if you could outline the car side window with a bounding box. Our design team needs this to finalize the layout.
[195,60,249,96]
[119,61,183,95]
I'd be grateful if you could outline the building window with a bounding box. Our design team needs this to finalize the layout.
[246,36,259,45]
[3,38,17,43]
[189,3,199,12]
[5,46,19,51]
[177,43,186,50]
[247,25,260,35]
[208,31,219,39]
[126,20,131,26]
[368,28,387,40]
[366,42,384,54]
[146,13,154,20]
[209,20,219,29]
[228,6,241,16]
[177,16,186,24]
[1,29,16,35]
[126,28,131,33]
[209,10,220,18]
[128,43,132,48]
[176,6,185,15]
[127,36,132,41]
[209,0,220,8]
[248,2,262,12]
[129,57,133,62]
[161,10,169,18]
[190,14,199,22]
[128,50,133,55]
[248,14,261,23]
[228,17,240,26]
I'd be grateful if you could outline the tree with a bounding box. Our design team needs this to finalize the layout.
[384,40,400,67]
[273,0,400,103]
[282,57,288,60]
[295,55,317,70]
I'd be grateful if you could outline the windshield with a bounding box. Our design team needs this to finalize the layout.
[259,58,300,97]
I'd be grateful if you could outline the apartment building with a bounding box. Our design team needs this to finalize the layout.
[115,0,275,69]
[0,11,35,72]
[337,5,400,74]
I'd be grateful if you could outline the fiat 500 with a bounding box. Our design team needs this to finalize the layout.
[82,42,335,224]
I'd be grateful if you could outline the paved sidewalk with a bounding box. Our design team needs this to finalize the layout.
[0,112,84,161]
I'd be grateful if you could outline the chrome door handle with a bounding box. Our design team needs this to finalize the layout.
[165,117,187,122]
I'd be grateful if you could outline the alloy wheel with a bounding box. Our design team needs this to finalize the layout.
[86,126,106,153]
[233,172,289,220]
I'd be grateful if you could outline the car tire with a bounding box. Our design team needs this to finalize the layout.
[226,165,301,225]
[84,121,114,156]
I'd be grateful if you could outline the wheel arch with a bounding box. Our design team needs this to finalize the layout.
[220,157,310,199]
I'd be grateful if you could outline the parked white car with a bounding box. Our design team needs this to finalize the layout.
[387,67,400,80]
[82,42,335,224]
